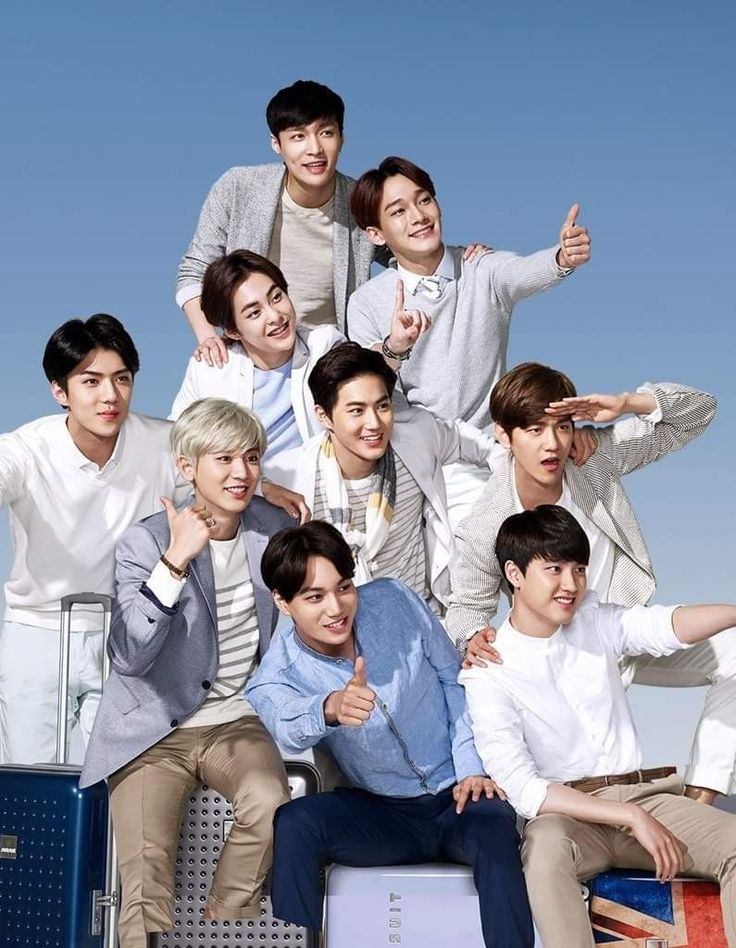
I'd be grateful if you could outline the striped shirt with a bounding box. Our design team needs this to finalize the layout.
[180,531,260,728]
[313,453,430,602]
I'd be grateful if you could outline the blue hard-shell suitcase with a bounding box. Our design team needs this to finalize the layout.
[0,594,118,948]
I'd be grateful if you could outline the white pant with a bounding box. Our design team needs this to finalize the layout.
[0,621,103,765]
[442,459,491,531]
[621,628,736,794]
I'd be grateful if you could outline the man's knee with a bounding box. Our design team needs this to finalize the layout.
[522,816,577,876]
[274,796,326,848]
[233,770,289,823]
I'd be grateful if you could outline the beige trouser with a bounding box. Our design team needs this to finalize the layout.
[108,715,290,948]
[522,776,736,948]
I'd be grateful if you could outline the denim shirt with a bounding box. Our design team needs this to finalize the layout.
[246,578,483,797]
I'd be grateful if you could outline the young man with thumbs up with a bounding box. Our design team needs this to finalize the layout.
[347,156,591,524]
[246,520,535,947]
[80,398,294,947]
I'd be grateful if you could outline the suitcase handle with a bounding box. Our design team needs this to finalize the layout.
[58,593,119,948]
[57,593,113,765]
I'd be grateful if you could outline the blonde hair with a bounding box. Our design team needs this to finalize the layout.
[171,398,267,462]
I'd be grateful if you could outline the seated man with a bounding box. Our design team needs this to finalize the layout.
[267,342,498,609]
[0,315,178,764]
[448,361,734,803]
[245,520,535,948]
[347,155,591,523]
[170,250,422,478]
[461,505,736,948]
[80,399,294,947]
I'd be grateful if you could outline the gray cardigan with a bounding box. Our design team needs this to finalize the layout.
[175,163,381,333]
[80,495,293,788]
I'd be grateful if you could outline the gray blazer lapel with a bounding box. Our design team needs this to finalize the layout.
[189,546,218,631]
[241,509,274,656]
[332,174,352,331]
[248,165,286,255]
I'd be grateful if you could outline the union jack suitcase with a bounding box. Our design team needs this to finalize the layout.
[153,758,320,948]
[588,869,726,947]
[0,594,118,948]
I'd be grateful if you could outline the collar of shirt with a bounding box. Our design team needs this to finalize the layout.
[397,246,454,296]
[55,416,126,474]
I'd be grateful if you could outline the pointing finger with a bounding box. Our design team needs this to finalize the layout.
[394,279,405,313]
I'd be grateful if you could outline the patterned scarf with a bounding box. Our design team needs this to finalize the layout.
[317,435,396,585]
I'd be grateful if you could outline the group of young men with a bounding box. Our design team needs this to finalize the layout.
[1,78,734,947]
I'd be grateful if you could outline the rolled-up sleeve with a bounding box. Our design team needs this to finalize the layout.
[599,601,686,658]
[461,667,550,818]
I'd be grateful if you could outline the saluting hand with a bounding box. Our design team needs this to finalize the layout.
[323,656,376,727]
[557,203,591,269]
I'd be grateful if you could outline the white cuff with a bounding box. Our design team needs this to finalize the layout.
[147,559,185,608]
[176,284,203,309]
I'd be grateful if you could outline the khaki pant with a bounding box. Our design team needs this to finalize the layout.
[108,715,290,948]
[522,776,736,948]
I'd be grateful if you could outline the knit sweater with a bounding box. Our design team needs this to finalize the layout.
[347,245,569,430]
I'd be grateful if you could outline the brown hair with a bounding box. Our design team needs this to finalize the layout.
[490,362,577,433]
[350,156,436,230]
[200,250,289,336]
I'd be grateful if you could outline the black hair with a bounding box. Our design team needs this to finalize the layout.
[42,314,139,389]
[495,505,590,575]
[261,521,355,601]
[266,80,345,137]
[201,250,289,336]
[308,342,396,416]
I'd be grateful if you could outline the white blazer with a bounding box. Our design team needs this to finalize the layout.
[267,402,500,606]
[169,325,345,445]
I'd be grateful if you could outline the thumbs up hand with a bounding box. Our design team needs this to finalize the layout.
[160,496,214,576]
[323,655,376,727]
[384,279,431,361]
[557,203,591,269]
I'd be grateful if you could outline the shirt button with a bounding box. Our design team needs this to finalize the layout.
[170,719,178,728]
[202,680,211,689]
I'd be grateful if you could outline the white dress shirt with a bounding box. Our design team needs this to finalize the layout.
[460,593,686,819]
[0,412,179,631]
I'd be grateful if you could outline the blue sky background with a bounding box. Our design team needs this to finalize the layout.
[1,1,734,773]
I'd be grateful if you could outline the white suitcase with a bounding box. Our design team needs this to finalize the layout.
[324,863,544,947]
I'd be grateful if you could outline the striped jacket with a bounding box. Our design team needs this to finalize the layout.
[446,382,717,645]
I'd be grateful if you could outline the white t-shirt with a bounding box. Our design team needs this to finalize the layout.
[0,412,178,631]
[180,530,260,728]
[268,187,335,328]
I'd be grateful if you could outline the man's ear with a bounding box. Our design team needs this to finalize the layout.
[314,404,333,432]
[493,422,511,449]
[272,590,291,617]
[176,455,196,484]
[50,380,69,409]
[223,326,241,343]
[365,226,387,248]
[270,134,282,157]
[504,560,523,589]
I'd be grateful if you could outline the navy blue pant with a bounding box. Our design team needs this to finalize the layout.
[271,786,534,947]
